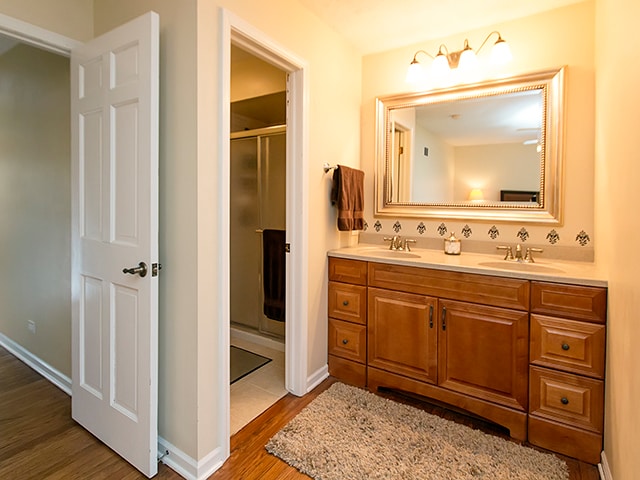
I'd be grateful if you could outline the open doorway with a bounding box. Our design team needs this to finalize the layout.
[229,44,288,434]
[0,32,73,391]
[220,13,310,452]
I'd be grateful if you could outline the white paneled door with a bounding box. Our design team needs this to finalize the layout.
[70,12,159,478]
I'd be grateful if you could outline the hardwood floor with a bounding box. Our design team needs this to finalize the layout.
[0,347,180,480]
[1,346,600,479]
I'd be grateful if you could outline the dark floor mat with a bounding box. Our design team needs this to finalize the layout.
[230,345,271,384]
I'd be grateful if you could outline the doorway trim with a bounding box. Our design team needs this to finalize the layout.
[220,5,309,451]
[0,13,81,55]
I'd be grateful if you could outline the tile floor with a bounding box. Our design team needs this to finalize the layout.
[230,334,287,435]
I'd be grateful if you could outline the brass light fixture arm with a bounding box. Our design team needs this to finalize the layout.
[476,30,504,55]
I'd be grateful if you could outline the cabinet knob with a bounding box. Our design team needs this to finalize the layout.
[561,397,569,405]
[561,343,570,351]
[342,300,349,306]
[342,339,349,345]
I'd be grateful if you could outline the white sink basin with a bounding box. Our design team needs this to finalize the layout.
[478,261,565,274]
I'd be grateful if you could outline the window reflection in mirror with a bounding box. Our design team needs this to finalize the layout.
[375,67,565,224]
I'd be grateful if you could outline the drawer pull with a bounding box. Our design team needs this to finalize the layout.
[342,300,349,306]
[342,339,349,345]
[561,397,569,405]
[561,343,570,351]
[429,305,434,328]
[442,307,447,331]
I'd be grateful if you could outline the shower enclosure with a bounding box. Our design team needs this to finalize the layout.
[230,126,286,340]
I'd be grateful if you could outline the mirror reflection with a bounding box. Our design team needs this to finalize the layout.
[389,89,542,204]
[375,68,565,224]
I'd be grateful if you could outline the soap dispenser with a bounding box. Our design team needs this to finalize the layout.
[444,232,461,255]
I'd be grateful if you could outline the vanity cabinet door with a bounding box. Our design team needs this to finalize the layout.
[368,287,438,385]
[437,299,529,411]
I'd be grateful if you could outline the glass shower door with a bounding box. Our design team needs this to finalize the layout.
[230,130,286,340]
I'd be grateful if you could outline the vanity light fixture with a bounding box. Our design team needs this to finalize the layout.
[406,31,512,84]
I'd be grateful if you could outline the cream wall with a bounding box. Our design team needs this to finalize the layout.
[362,2,595,252]
[0,43,71,375]
[0,0,93,41]
[93,0,361,464]
[453,143,540,201]
[595,0,640,477]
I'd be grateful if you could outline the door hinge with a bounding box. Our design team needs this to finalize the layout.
[285,243,290,253]
[152,263,162,277]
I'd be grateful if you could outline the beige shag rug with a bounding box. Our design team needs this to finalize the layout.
[266,382,569,480]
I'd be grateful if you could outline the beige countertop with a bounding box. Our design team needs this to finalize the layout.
[328,244,608,287]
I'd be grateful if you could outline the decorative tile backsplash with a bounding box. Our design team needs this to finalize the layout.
[360,218,593,250]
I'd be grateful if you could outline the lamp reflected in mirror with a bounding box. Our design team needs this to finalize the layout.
[468,188,485,202]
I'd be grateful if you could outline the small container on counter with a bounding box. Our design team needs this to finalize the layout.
[444,232,461,255]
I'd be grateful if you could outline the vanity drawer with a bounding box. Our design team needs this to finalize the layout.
[529,366,604,434]
[328,318,366,363]
[329,257,367,285]
[530,315,605,378]
[368,262,529,311]
[328,281,366,324]
[531,281,607,324]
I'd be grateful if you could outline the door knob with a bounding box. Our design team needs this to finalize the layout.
[123,262,148,278]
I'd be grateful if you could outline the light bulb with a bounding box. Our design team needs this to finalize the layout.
[406,60,425,84]
[491,38,512,65]
[458,48,478,72]
[431,53,450,78]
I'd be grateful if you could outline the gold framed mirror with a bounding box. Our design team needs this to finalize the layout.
[375,67,566,224]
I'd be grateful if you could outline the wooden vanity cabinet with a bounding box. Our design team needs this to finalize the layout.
[327,258,367,387]
[528,281,607,464]
[327,257,607,463]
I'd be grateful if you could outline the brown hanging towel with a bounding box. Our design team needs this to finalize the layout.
[330,165,365,231]
[262,229,286,322]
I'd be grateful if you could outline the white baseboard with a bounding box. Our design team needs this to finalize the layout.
[0,333,72,395]
[230,326,285,352]
[306,363,329,393]
[158,436,225,480]
[599,450,613,480]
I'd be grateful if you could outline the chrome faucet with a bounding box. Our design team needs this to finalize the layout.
[496,244,544,263]
[383,235,400,250]
[383,235,402,250]
[402,238,417,251]
[383,236,417,251]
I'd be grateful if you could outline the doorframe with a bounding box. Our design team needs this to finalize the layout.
[219,5,309,442]
[0,13,81,55]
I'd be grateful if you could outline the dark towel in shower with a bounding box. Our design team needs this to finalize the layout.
[262,229,286,322]
[330,165,365,231]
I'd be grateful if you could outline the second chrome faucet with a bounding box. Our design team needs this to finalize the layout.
[497,244,543,263]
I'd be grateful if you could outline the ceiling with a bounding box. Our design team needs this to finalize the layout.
[297,0,586,54]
